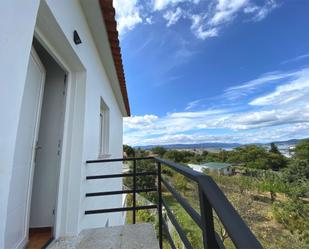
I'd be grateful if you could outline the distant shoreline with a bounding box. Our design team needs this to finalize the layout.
[133,138,303,150]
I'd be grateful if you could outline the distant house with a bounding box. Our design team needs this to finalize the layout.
[188,162,233,175]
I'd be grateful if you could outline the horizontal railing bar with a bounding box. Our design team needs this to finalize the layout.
[85,205,157,215]
[86,188,157,197]
[86,157,154,164]
[86,171,157,180]
[162,218,176,249]
[84,156,261,248]
[196,175,262,249]
[162,198,194,249]
[161,177,202,229]
[155,157,203,182]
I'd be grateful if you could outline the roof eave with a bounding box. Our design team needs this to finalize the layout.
[80,0,130,117]
[99,0,130,116]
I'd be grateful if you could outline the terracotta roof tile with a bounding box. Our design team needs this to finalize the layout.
[99,0,130,116]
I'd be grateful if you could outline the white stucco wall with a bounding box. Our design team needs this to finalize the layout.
[0,0,125,248]
[0,1,41,249]
[43,0,124,229]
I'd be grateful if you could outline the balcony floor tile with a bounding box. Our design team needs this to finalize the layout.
[47,223,159,249]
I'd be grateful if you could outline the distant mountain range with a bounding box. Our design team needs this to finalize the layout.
[134,139,303,150]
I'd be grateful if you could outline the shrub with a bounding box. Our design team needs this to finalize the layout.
[272,199,309,244]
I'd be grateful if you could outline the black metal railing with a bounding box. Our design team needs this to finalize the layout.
[85,157,262,249]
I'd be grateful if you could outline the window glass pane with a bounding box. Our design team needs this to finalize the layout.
[99,98,109,156]
[100,112,103,153]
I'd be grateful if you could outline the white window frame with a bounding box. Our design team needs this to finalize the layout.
[99,98,110,158]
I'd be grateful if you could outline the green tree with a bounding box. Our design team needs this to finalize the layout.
[284,159,309,182]
[294,139,309,160]
[269,143,281,154]
[151,146,167,157]
[257,173,286,202]
[135,148,149,157]
[282,159,309,198]
[285,179,309,199]
[202,150,209,158]
[218,150,230,162]
[224,145,287,170]
[124,159,157,202]
[193,153,205,163]
[136,160,156,189]
[123,144,135,157]
[204,152,220,163]
[281,140,309,198]
[227,145,271,169]
[272,199,309,244]
[164,150,194,163]
[268,152,287,171]
[173,174,190,195]
[247,157,270,170]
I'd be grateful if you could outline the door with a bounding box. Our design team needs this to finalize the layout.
[29,54,67,229]
[21,47,46,231]
[5,48,46,249]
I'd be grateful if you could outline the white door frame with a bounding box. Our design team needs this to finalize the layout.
[32,0,86,239]
[30,32,73,240]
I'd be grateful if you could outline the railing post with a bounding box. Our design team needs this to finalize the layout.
[199,185,218,249]
[157,161,163,249]
[133,158,137,224]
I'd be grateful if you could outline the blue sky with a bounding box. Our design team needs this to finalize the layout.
[113,0,309,146]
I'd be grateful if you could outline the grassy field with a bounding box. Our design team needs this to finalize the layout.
[124,169,308,248]
[123,142,309,248]
[161,172,308,249]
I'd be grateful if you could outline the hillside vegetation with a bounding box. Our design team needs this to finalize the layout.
[123,139,309,248]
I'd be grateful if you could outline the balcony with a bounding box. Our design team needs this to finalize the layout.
[51,157,262,249]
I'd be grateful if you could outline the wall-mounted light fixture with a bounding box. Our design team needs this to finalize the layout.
[73,30,82,45]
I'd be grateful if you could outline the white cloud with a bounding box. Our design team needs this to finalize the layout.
[223,70,296,100]
[196,27,219,39]
[185,99,201,110]
[124,114,158,129]
[250,0,278,21]
[146,17,154,24]
[210,0,249,25]
[169,109,229,118]
[227,106,309,130]
[124,122,309,146]
[153,0,200,11]
[203,0,278,39]
[113,0,279,38]
[281,53,309,65]
[163,7,183,26]
[189,14,219,40]
[209,0,278,24]
[250,69,309,106]
[124,67,309,146]
[113,0,143,35]
[243,5,259,14]
[124,103,309,144]
[186,0,278,40]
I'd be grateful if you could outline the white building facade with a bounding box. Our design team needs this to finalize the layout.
[0,1,129,248]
